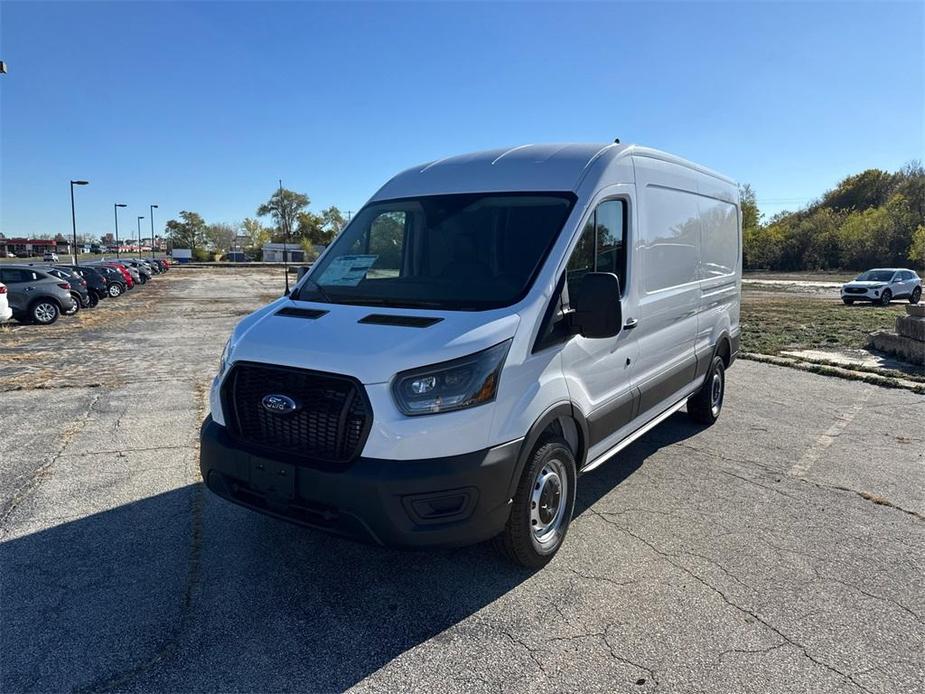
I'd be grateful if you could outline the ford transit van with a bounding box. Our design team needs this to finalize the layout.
[200,143,741,567]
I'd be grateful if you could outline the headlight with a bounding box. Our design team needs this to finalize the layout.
[218,337,233,376]
[392,340,512,416]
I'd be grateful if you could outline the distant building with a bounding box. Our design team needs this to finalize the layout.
[262,243,306,263]
[0,237,71,257]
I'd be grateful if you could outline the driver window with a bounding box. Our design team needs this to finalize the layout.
[565,199,626,306]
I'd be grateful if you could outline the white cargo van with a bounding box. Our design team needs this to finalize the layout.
[200,143,741,567]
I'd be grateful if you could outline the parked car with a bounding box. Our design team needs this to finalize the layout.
[113,262,142,287]
[0,265,76,324]
[43,252,59,262]
[89,264,128,297]
[0,281,12,323]
[44,267,90,313]
[841,268,922,306]
[98,261,137,289]
[58,265,108,306]
[199,143,742,567]
[145,258,168,272]
[121,259,153,282]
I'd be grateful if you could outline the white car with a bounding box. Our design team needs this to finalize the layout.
[0,281,12,323]
[43,252,59,262]
[841,268,922,306]
[199,143,742,567]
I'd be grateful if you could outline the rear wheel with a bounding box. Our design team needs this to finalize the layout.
[880,289,892,306]
[688,355,725,425]
[87,291,99,308]
[108,282,123,297]
[30,299,60,325]
[495,437,576,568]
[911,287,921,304]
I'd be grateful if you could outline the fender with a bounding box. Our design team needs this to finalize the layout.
[504,401,590,500]
[695,330,734,381]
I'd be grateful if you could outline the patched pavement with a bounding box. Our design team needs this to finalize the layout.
[2,268,922,693]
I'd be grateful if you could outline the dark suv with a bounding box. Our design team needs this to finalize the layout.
[58,265,109,306]
[45,267,91,313]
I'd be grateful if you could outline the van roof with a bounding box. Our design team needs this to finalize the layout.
[372,143,735,200]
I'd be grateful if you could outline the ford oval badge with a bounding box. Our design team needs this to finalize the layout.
[261,394,299,414]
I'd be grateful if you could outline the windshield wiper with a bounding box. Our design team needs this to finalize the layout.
[295,277,338,304]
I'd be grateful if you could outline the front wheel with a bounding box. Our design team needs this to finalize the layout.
[495,437,577,568]
[87,292,99,308]
[880,289,892,306]
[64,294,80,315]
[910,287,922,304]
[842,297,854,305]
[688,355,725,425]
[30,299,60,325]
[108,283,123,297]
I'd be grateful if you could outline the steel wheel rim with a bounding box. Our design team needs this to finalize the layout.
[530,458,567,545]
[35,303,55,323]
[710,371,723,417]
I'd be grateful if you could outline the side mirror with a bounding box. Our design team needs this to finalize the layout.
[571,272,623,338]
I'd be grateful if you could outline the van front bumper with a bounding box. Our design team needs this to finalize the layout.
[199,416,521,548]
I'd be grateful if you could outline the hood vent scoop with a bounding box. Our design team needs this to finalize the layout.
[358,314,443,328]
[276,306,329,320]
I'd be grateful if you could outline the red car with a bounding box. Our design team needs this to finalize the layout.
[103,262,134,289]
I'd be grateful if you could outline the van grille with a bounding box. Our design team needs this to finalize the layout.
[223,362,371,465]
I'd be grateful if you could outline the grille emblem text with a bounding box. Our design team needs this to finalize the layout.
[261,394,299,414]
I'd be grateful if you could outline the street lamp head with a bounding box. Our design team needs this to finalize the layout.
[115,203,127,208]
[71,180,89,186]
[151,204,159,209]
[138,216,144,220]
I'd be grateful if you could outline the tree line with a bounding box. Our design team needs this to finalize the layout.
[165,188,346,260]
[742,163,925,271]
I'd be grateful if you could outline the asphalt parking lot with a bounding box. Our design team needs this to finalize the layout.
[1,268,923,694]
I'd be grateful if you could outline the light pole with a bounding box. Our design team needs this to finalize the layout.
[149,204,158,257]
[114,203,127,259]
[70,180,89,264]
[137,216,144,257]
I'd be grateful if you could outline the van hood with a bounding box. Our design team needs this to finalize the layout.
[228,298,521,385]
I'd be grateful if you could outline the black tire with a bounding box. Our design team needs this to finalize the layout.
[138,275,147,285]
[495,437,577,568]
[688,355,725,425]
[64,293,80,315]
[842,297,854,305]
[108,282,123,298]
[29,299,60,325]
[911,287,922,304]
[87,291,99,308]
[879,289,892,306]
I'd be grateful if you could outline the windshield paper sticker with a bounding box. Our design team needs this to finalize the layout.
[317,254,378,286]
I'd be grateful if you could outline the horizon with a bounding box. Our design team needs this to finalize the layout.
[1,1,922,238]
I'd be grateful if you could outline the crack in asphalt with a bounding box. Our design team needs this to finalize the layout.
[72,379,209,694]
[0,390,103,537]
[586,508,877,694]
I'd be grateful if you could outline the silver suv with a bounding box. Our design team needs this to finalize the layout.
[841,268,922,306]
[0,265,76,324]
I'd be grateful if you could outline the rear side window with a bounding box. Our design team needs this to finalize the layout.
[700,197,738,278]
[641,187,701,293]
[565,199,626,303]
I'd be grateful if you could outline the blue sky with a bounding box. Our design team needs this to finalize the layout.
[1,1,922,239]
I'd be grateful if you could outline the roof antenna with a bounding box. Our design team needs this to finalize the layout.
[279,178,290,296]
[613,138,621,144]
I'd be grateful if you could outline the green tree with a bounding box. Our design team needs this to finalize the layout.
[240,217,271,251]
[165,211,207,251]
[907,224,925,269]
[257,188,310,239]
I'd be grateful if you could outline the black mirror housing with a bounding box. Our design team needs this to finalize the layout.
[572,272,623,339]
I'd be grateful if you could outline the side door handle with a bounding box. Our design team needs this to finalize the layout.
[623,317,639,329]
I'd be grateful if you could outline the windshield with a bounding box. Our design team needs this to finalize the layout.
[297,192,576,310]
[855,270,894,282]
